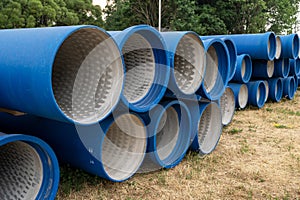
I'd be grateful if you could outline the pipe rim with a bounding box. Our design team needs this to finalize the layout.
[224,39,237,81]
[257,81,266,108]
[264,80,269,102]
[267,32,276,60]
[275,78,283,102]
[292,34,300,59]
[238,84,248,109]
[220,87,235,125]
[267,60,275,78]
[275,36,282,59]
[283,58,290,78]
[241,54,252,83]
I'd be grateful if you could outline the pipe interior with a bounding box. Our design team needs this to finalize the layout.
[174,34,205,94]
[122,33,156,103]
[52,28,123,124]
[264,81,269,102]
[292,34,299,58]
[267,33,276,59]
[283,58,290,77]
[241,59,246,78]
[220,87,235,125]
[0,141,43,200]
[238,84,248,109]
[275,79,282,100]
[275,36,282,59]
[197,103,222,154]
[156,107,180,161]
[102,114,147,181]
[267,60,275,78]
[204,46,218,93]
[295,59,300,75]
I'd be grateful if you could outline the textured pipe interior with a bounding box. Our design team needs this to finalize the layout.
[264,81,269,102]
[267,60,275,78]
[241,59,246,78]
[174,34,205,94]
[275,36,282,59]
[204,46,218,93]
[102,114,146,181]
[122,33,155,103]
[238,84,248,109]
[0,141,43,200]
[220,88,235,125]
[52,28,123,124]
[156,107,179,161]
[198,103,222,154]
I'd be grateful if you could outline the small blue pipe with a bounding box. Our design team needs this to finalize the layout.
[0,132,59,200]
[197,38,230,100]
[246,81,266,108]
[289,58,300,76]
[282,77,296,100]
[228,83,248,109]
[251,60,274,79]
[231,54,252,83]
[109,25,170,112]
[279,34,299,59]
[267,78,283,102]
[273,58,290,78]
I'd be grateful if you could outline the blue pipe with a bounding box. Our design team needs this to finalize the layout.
[231,54,252,83]
[279,34,299,59]
[289,58,300,76]
[251,60,274,79]
[0,112,148,182]
[275,36,282,59]
[0,132,59,200]
[264,80,269,102]
[228,83,248,109]
[138,100,191,170]
[0,25,124,125]
[267,78,283,102]
[294,75,298,92]
[219,87,236,126]
[282,77,296,100]
[109,25,170,112]
[197,38,230,100]
[298,76,300,87]
[161,32,206,99]
[246,81,266,108]
[187,101,223,155]
[274,58,290,78]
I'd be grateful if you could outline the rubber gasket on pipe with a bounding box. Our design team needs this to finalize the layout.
[197,38,230,100]
[109,25,170,112]
[228,83,248,109]
[0,112,147,182]
[267,78,283,102]
[274,58,290,78]
[138,100,191,170]
[219,87,235,126]
[251,60,275,79]
[0,25,124,125]
[289,58,300,76]
[231,54,252,83]
[279,34,299,59]
[161,32,206,99]
[282,76,296,100]
[275,35,282,59]
[0,133,59,200]
[246,81,267,108]
[188,101,223,155]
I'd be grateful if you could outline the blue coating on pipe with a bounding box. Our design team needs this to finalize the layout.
[228,83,248,109]
[294,75,298,92]
[138,100,191,169]
[0,25,123,125]
[267,78,283,102]
[197,38,230,100]
[274,58,290,78]
[246,81,266,108]
[0,133,59,200]
[231,54,252,83]
[298,76,300,87]
[251,60,274,79]
[282,77,296,100]
[109,25,170,112]
[279,34,299,59]
[289,58,300,76]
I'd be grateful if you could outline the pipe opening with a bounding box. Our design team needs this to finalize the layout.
[0,141,43,200]
[264,81,269,102]
[156,107,180,161]
[224,39,237,80]
[295,58,300,75]
[283,58,290,78]
[238,84,248,109]
[204,46,218,93]
[198,103,222,154]
[220,87,235,125]
[174,34,205,94]
[267,33,276,60]
[275,79,283,101]
[241,59,246,78]
[267,60,275,78]
[102,114,146,181]
[52,28,123,124]
[122,33,155,104]
[256,82,266,107]
[275,36,282,59]
[292,34,299,58]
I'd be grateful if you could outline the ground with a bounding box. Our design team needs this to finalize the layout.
[56,90,300,200]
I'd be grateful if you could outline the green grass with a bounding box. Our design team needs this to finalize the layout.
[228,128,243,135]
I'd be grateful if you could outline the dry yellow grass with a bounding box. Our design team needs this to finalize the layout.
[56,91,300,200]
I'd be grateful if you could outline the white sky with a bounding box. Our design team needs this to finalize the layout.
[93,0,107,8]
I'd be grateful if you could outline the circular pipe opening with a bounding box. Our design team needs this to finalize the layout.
[290,77,296,98]
[224,39,237,80]
[220,87,235,126]
[0,141,43,199]
[102,114,147,181]
[267,60,275,78]
[275,36,282,59]
[275,79,283,101]
[198,103,222,154]
[267,33,276,60]
[241,55,252,82]
[241,60,246,77]
[292,34,299,58]
[238,84,248,109]
[257,82,266,107]
[295,58,300,76]
[204,46,218,93]
[52,28,123,124]
[264,80,269,102]
[174,34,205,94]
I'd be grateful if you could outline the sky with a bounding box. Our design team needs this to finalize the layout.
[93,0,107,8]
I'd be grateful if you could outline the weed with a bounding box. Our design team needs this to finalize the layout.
[274,124,289,129]
[229,128,243,135]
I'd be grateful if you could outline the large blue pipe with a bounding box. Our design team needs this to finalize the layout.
[197,38,230,100]
[0,132,59,200]
[279,34,299,59]
[275,35,282,59]
[289,58,300,76]
[251,60,274,79]
[267,78,283,102]
[0,112,148,182]
[231,54,252,83]
[0,26,124,125]
[294,75,298,92]
[109,25,170,112]
[246,81,266,108]
[161,32,206,99]
[282,77,296,100]
[138,100,191,171]
[274,58,290,78]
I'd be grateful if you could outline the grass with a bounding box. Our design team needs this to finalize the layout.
[56,93,300,200]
